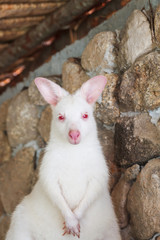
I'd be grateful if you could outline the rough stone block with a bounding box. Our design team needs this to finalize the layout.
[62,58,89,94]
[115,113,160,167]
[95,73,120,125]
[154,4,160,46]
[111,164,139,229]
[119,51,160,112]
[120,225,135,240]
[111,175,131,228]
[118,9,152,70]
[81,31,117,74]
[0,99,10,131]
[97,122,120,191]
[127,158,160,240]
[7,90,39,147]
[0,147,35,214]
[38,105,52,143]
[0,130,11,164]
[0,215,10,240]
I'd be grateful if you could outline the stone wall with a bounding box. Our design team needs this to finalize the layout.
[0,5,160,240]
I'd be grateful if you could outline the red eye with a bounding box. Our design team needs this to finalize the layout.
[58,114,65,121]
[82,113,88,119]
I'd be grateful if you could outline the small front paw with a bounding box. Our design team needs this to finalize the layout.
[62,216,80,238]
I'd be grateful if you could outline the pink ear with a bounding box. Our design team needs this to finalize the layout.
[34,77,68,106]
[81,75,107,104]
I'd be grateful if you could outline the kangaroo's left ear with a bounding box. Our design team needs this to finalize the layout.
[79,75,107,104]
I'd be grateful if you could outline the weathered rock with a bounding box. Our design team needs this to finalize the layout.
[38,105,52,143]
[47,75,62,86]
[28,75,61,105]
[115,113,160,167]
[62,58,89,93]
[0,215,10,240]
[121,225,135,240]
[111,164,140,228]
[7,90,39,147]
[124,164,140,182]
[81,31,117,74]
[158,119,160,132]
[28,79,46,105]
[0,198,4,217]
[127,158,160,240]
[154,4,160,46]
[118,10,153,70]
[36,135,46,149]
[97,122,120,191]
[111,175,131,228]
[95,73,120,125]
[0,99,10,131]
[97,122,114,163]
[0,130,11,164]
[119,51,160,111]
[108,162,120,192]
[0,147,35,214]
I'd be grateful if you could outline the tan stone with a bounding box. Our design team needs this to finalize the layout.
[119,51,160,111]
[0,99,10,131]
[81,31,117,74]
[7,90,39,147]
[0,215,10,240]
[0,198,4,217]
[62,58,89,94]
[127,158,160,240]
[154,4,160,46]
[97,121,114,163]
[158,119,160,132]
[118,10,153,70]
[115,113,160,167]
[95,73,120,125]
[0,130,11,164]
[46,75,62,86]
[111,175,131,228]
[36,135,46,149]
[28,79,46,105]
[0,147,35,214]
[124,164,140,182]
[38,105,52,143]
[111,164,140,228]
[97,122,120,191]
[121,225,135,240]
[109,162,120,192]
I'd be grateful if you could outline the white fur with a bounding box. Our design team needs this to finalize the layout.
[6,76,121,240]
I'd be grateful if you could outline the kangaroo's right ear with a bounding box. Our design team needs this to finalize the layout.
[34,77,68,106]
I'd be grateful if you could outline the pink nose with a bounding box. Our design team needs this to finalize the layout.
[68,130,80,144]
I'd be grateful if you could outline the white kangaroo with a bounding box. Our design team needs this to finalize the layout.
[5,75,121,240]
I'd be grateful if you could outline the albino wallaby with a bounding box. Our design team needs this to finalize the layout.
[6,75,121,240]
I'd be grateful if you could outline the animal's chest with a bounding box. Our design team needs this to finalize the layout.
[59,166,88,210]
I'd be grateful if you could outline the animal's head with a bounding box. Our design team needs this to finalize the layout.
[35,76,107,145]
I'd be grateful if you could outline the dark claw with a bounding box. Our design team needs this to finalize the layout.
[78,224,80,232]
[77,233,80,238]
[62,230,67,236]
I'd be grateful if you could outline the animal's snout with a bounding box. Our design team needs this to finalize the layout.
[68,130,81,145]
